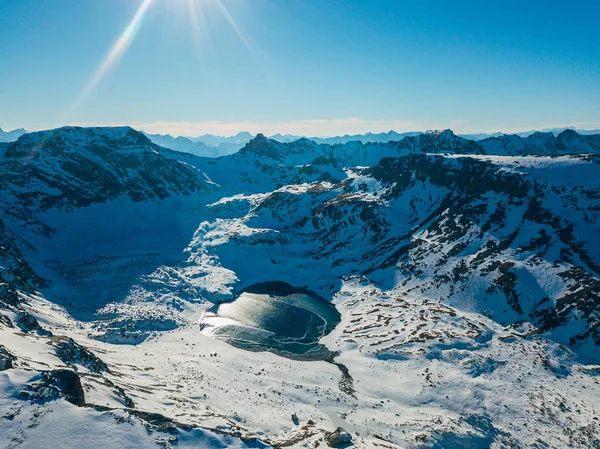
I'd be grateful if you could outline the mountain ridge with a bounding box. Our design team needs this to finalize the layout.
[0,127,27,143]
[1,125,599,448]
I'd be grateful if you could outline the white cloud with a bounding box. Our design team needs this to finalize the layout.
[18,118,600,138]
[47,118,435,137]
[132,118,433,137]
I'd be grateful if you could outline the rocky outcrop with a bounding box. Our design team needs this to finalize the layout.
[15,312,52,337]
[0,280,22,310]
[0,345,15,370]
[54,337,110,373]
[18,369,85,407]
[1,126,212,212]
[326,427,352,447]
[0,313,13,327]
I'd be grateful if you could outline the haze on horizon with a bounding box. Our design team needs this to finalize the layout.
[1,0,599,137]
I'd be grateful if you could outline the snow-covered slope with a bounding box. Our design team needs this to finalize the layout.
[1,126,600,448]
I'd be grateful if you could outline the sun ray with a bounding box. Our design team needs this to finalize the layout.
[213,0,254,54]
[68,0,155,115]
[212,0,273,80]
[187,0,212,68]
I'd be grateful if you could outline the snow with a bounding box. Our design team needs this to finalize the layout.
[1,126,600,447]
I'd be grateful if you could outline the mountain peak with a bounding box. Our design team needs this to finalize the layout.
[421,129,456,140]
[0,127,27,143]
[3,125,209,208]
[7,126,156,161]
[528,131,555,140]
[241,133,282,160]
[39,126,150,145]
[435,129,456,138]
[557,128,580,140]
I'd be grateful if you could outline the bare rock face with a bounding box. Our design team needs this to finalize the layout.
[15,312,52,337]
[54,338,110,373]
[18,369,85,407]
[326,427,352,447]
[0,313,13,328]
[48,370,86,407]
[0,282,20,309]
[0,345,15,370]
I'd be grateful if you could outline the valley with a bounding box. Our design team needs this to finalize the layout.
[1,127,599,448]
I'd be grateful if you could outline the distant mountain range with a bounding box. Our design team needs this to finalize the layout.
[0,127,26,142]
[142,132,246,158]
[142,127,600,157]
[2,126,600,158]
[269,130,423,145]
[144,128,600,158]
[461,127,600,141]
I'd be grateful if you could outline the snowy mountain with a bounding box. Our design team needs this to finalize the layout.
[145,132,242,158]
[0,127,26,143]
[219,130,482,170]
[190,131,254,146]
[146,128,600,160]
[1,126,600,448]
[2,127,211,209]
[270,130,423,145]
[460,127,600,141]
[480,129,600,156]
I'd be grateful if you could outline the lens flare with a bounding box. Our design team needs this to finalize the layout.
[212,0,272,80]
[213,0,255,54]
[69,0,155,114]
[187,0,212,67]
[67,0,271,117]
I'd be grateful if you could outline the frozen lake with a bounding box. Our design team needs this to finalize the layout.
[200,282,340,361]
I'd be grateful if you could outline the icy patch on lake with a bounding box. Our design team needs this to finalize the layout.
[199,282,340,361]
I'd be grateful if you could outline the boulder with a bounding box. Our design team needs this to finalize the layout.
[15,312,52,337]
[18,369,85,407]
[0,345,15,370]
[326,427,352,447]
[48,370,86,407]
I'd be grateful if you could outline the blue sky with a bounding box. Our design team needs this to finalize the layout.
[1,0,599,136]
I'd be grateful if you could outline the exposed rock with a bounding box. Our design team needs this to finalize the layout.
[326,427,352,447]
[15,311,52,337]
[0,281,21,309]
[3,126,211,212]
[0,313,13,328]
[18,369,85,407]
[114,385,135,408]
[241,133,283,161]
[53,337,110,373]
[0,345,15,370]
